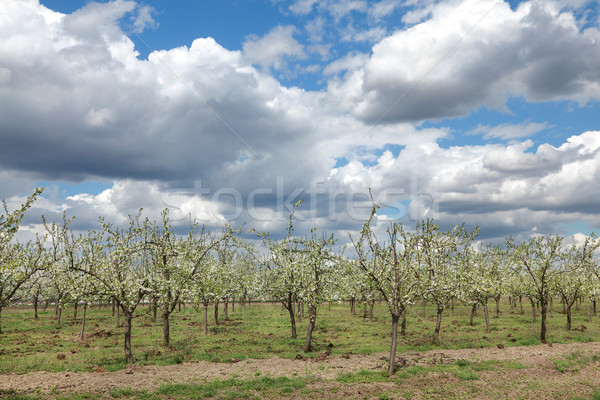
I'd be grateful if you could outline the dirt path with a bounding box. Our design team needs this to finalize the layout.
[2,342,600,398]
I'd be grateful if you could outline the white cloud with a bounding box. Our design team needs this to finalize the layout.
[324,52,369,75]
[243,25,306,71]
[62,0,136,40]
[289,0,319,15]
[305,17,325,43]
[483,140,562,174]
[340,25,388,43]
[468,121,551,140]
[367,0,402,20]
[132,4,157,33]
[327,0,368,21]
[307,43,332,60]
[352,0,600,123]
[328,130,600,239]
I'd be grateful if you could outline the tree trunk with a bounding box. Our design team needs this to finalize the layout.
[350,297,355,314]
[594,298,597,316]
[296,302,302,323]
[232,296,235,313]
[151,302,157,323]
[369,301,374,322]
[33,296,39,320]
[388,313,400,377]
[422,299,426,318]
[43,300,49,312]
[162,309,170,347]
[214,301,219,325]
[203,303,209,335]
[400,308,407,336]
[224,298,229,321]
[0,307,3,334]
[483,302,491,333]
[433,307,443,342]
[124,312,134,364]
[519,296,523,315]
[303,309,316,352]
[530,298,536,323]
[362,303,368,319]
[73,302,78,322]
[549,297,553,318]
[79,304,87,340]
[494,296,500,318]
[566,304,572,331]
[540,300,548,342]
[112,299,115,316]
[286,300,297,339]
[590,299,594,323]
[116,304,120,328]
[469,303,477,326]
[57,307,62,325]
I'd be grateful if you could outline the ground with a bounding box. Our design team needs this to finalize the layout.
[2,341,600,399]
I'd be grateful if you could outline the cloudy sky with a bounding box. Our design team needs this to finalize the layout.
[1,0,599,243]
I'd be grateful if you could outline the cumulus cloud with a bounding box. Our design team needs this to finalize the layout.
[2,0,600,244]
[0,2,344,192]
[323,52,369,75]
[131,4,157,33]
[329,131,600,239]
[482,140,562,175]
[352,0,600,123]
[242,25,306,71]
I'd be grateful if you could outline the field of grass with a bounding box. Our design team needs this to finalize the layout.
[0,298,598,374]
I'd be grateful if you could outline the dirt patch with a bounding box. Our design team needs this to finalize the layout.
[2,342,600,398]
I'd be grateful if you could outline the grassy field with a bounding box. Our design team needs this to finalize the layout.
[2,299,600,399]
[0,299,598,373]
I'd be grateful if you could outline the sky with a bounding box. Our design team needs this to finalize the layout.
[1,0,599,245]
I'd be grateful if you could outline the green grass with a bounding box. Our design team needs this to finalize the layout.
[336,358,527,384]
[156,376,306,399]
[109,388,154,398]
[0,299,598,374]
[552,350,600,373]
[337,369,390,383]
[394,363,481,380]
[572,388,600,400]
[0,377,307,400]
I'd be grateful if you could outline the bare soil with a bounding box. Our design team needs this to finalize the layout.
[2,342,600,399]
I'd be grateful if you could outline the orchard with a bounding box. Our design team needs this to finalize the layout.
[1,188,600,380]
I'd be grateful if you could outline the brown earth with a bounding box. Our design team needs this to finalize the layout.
[2,342,600,399]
